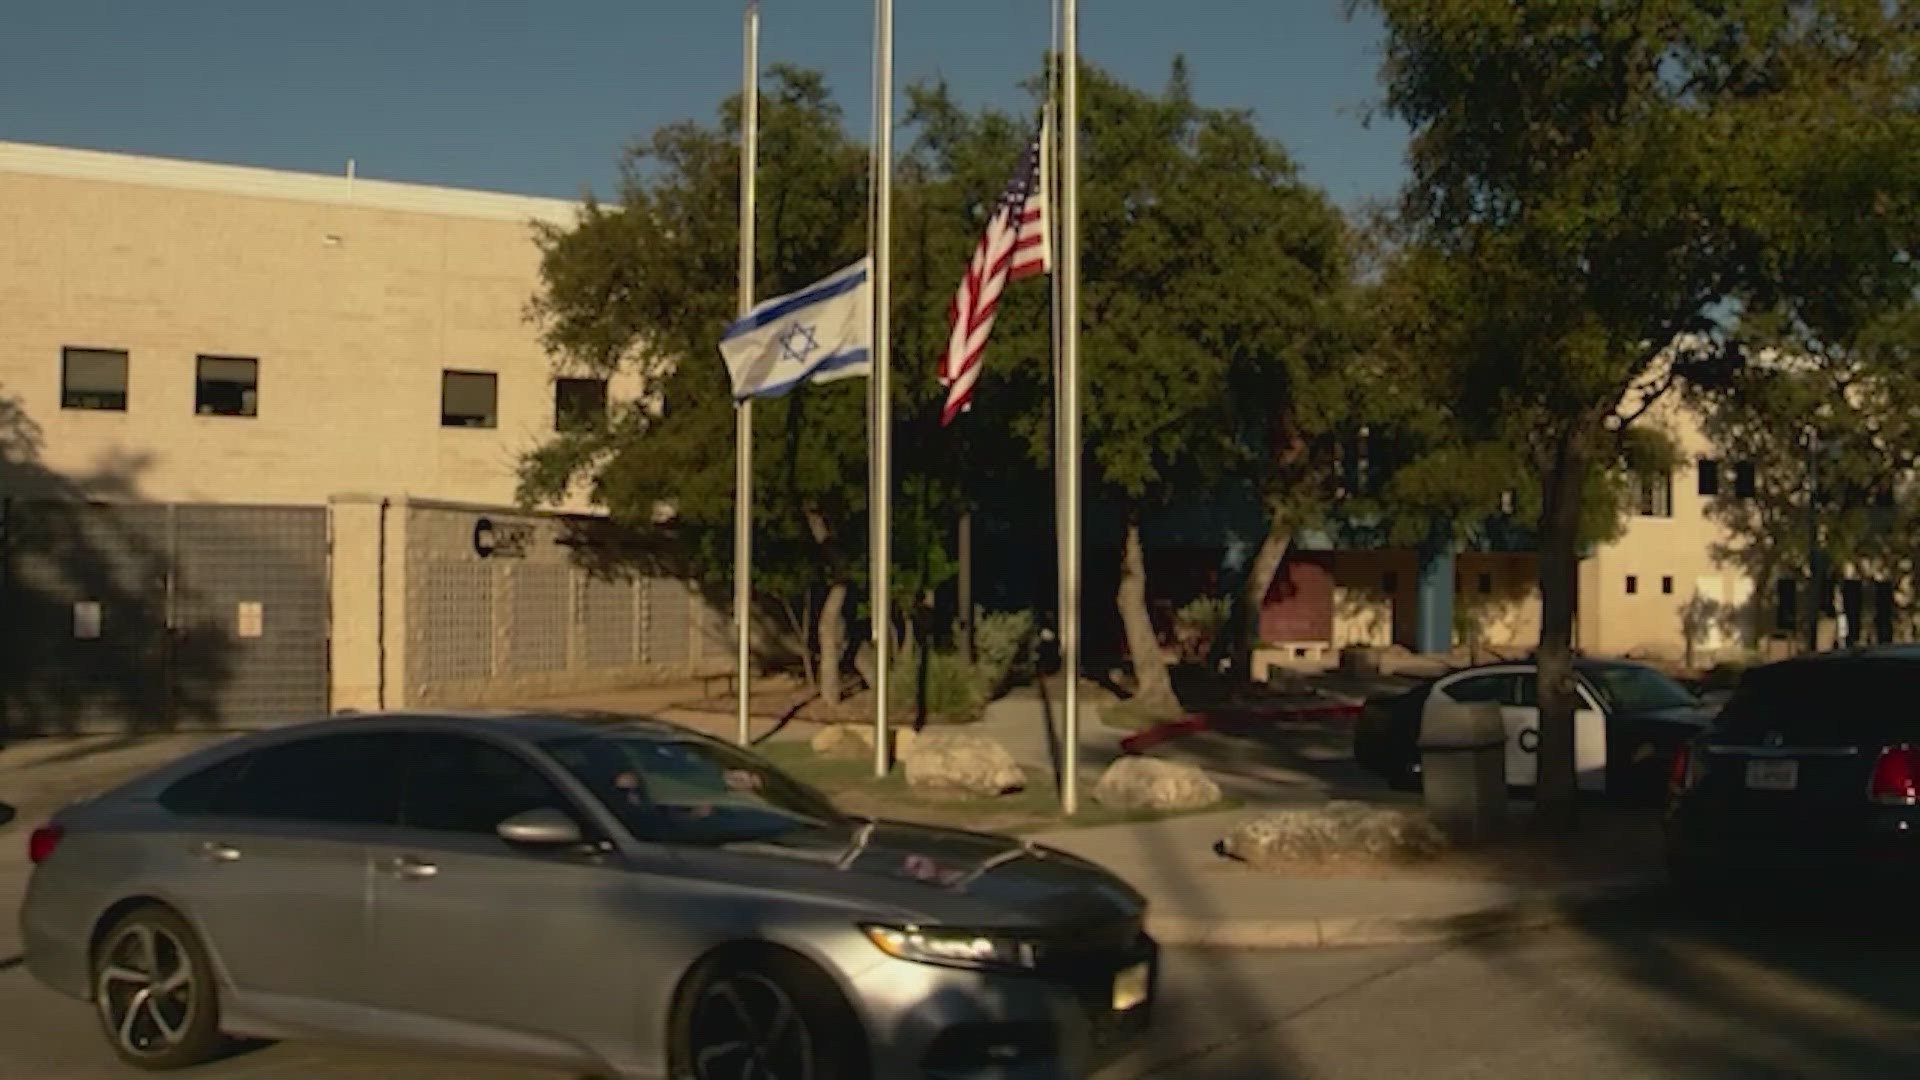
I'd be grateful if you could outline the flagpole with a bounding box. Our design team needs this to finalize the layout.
[734,0,759,747]
[1059,0,1082,815]
[870,0,895,778]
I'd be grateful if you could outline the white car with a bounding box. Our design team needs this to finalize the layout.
[1355,659,1715,802]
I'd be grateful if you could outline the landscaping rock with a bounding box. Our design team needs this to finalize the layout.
[1092,757,1222,812]
[810,724,872,760]
[1220,802,1449,867]
[902,730,1025,797]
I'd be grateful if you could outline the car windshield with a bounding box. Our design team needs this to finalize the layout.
[541,731,844,845]
[1582,665,1698,713]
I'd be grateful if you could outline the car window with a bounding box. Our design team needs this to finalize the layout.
[1581,665,1698,713]
[167,733,406,826]
[542,731,841,845]
[1442,674,1510,704]
[400,734,576,835]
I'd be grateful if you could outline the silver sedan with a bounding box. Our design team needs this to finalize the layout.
[21,713,1156,1079]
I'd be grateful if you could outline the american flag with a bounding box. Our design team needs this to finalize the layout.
[938,113,1052,426]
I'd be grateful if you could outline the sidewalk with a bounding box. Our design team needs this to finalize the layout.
[1029,809,1664,949]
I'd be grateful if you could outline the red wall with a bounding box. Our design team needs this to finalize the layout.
[1259,554,1334,643]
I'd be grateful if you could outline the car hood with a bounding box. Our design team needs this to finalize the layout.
[684,817,1145,929]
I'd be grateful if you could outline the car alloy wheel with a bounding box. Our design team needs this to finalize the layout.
[97,921,199,1059]
[688,969,816,1080]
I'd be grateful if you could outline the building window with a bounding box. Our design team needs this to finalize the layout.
[1626,575,1639,595]
[554,377,608,432]
[441,371,498,429]
[1775,578,1799,633]
[195,356,259,417]
[1661,576,1674,595]
[61,347,129,411]
[1697,459,1720,497]
[1625,469,1673,518]
[1732,461,1757,498]
[1477,572,1492,594]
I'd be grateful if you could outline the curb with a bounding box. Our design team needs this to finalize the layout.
[1142,876,1665,949]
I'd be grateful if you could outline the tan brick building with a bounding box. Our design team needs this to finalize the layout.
[0,142,724,733]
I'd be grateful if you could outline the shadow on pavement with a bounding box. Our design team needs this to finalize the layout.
[1467,867,1920,1074]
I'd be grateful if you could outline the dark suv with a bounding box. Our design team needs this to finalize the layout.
[1667,648,1920,884]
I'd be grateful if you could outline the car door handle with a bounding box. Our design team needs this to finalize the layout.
[195,841,241,863]
[384,855,439,881]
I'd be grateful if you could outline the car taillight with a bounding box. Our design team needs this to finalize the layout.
[1870,745,1920,806]
[28,824,64,865]
[1669,745,1692,793]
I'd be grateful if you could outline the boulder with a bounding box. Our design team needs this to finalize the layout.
[811,723,919,762]
[902,730,1025,797]
[1092,757,1222,812]
[1219,802,1448,868]
[809,724,872,760]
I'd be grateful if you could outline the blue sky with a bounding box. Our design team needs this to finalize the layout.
[0,1,1407,208]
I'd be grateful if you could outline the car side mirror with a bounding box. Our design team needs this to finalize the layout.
[0,803,14,828]
[496,808,583,847]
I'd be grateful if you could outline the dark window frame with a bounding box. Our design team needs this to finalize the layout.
[554,376,609,433]
[1732,461,1757,499]
[61,346,130,412]
[195,354,259,418]
[1697,459,1721,497]
[1661,575,1675,596]
[1626,575,1639,595]
[1625,469,1674,518]
[441,370,499,429]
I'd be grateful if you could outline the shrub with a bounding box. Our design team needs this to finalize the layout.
[970,607,1036,691]
[1174,595,1232,662]
[888,647,990,720]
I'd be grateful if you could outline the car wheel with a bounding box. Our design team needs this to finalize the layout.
[92,905,224,1070]
[674,952,865,1080]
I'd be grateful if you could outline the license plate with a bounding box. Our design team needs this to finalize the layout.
[1112,962,1150,1012]
[1746,758,1799,791]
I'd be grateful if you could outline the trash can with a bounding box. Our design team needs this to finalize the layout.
[1418,699,1507,842]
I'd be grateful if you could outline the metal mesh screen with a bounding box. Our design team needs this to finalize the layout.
[0,501,327,734]
[421,561,494,682]
[504,564,570,676]
[172,505,329,726]
[580,574,638,669]
[646,578,692,663]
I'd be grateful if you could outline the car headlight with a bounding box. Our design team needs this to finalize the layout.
[861,924,1037,971]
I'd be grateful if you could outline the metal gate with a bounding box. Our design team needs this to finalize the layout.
[0,500,329,734]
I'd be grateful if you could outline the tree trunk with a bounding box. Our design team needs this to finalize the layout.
[818,580,847,706]
[803,507,845,707]
[1236,504,1293,681]
[1534,430,1591,834]
[1118,509,1178,712]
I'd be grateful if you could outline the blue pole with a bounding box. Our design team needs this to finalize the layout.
[1416,524,1454,655]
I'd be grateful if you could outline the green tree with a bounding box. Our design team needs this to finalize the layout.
[1690,308,1920,645]
[521,68,881,706]
[914,62,1360,714]
[1361,0,1920,828]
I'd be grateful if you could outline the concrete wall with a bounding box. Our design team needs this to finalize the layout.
[328,497,731,709]
[0,141,638,510]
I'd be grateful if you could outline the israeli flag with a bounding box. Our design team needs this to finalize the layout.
[719,258,872,400]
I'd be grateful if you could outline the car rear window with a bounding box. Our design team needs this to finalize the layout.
[1714,659,1920,744]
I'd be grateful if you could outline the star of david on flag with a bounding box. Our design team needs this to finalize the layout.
[718,258,872,400]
